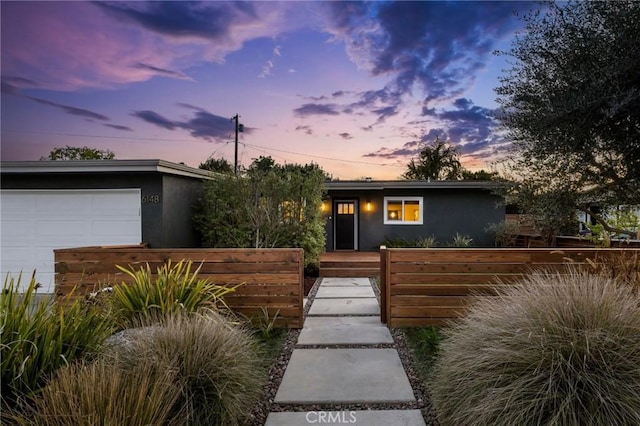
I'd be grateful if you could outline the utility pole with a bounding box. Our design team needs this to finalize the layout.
[231,114,244,175]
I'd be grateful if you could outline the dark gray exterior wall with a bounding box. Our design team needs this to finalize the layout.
[1,171,205,248]
[324,187,504,251]
[161,174,205,247]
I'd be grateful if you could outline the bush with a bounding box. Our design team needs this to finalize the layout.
[485,220,520,247]
[1,273,113,411]
[430,270,640,426]
[12,360,184,426]
[109,260,236,328]
[103,312,264,426]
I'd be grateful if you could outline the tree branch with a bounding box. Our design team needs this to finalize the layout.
[579,206,635,238]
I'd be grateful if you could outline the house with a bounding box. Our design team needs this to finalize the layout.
[0,160,212,292]
[322,180,505,251]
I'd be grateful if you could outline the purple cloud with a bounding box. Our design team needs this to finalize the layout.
[132,110,176,130]
[104,124,133,131]
[133,63,194,81]
[294,103,341,117]
[28,96,109,121]
[95,1,258,41]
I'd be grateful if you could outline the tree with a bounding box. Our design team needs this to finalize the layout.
[194,157,327,267]
[461,169,500,181]
[198,157,233,174]
[403,138,462,180]
[496,1,640,238]
[42,145,115,160]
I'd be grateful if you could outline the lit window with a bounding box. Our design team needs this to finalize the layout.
[384,197,423,225]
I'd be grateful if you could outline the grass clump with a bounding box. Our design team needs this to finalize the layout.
[11,360,184,426]
[430,270,640,426]
[103,312,265,426]
[404,326,445,380]
[1,273,113,411]
[110,259,237,328]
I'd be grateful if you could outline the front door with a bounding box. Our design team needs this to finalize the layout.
[334,200,357,250]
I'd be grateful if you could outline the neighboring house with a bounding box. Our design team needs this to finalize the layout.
[0,160,212,292]
[323,180,505,251]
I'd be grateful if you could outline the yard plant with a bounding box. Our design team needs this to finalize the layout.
[1,273,113,411]
[430,270,640,425]
[109,259,237,328]
[102,312,265,426]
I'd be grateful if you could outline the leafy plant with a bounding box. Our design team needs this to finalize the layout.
[11,360,184,426]
[430,270,640,426]
[110,259,238,328]
[194,158,328,267]
[448,233,473,247]
[1,273,113,411]
[415,236,438,248]
[102,312,264,426]
[251,306,281,340]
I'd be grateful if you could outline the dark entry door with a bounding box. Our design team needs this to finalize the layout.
[335,201,356,250]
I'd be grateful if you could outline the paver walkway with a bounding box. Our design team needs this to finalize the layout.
[265,277,426,426]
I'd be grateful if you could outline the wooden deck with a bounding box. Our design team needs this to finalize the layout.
[320,251,380,277]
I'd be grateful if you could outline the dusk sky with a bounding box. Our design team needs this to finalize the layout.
[1,1,538,180]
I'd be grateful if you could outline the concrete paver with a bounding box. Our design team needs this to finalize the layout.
[307,298,379,316]
[297,316,393,345]
[315,286,375,298]
[319,277,372,287]
[274,348,415,404]
[265,409,426,426]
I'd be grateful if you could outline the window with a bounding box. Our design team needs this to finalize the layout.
[384,197,423,225]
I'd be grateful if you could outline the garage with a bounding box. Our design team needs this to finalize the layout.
[1,189,141,293]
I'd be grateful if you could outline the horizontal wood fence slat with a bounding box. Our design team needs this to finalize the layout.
[380,247,640,327]
[55,246,304,328]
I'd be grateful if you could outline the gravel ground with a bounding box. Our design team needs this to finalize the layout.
[248,277,441,426]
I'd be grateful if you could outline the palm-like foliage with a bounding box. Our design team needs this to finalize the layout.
[403,138,462,180]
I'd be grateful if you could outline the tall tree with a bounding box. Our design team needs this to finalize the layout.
[198,157,233,174]
[496,1,640,237]
[42,145,115,160]
[403,138,462,180]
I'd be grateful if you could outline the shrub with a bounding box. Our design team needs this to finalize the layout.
[1,273,113,411]
[485,220,520,247]
[109,260,237,328]
[430,270,640,426]
[103,312,264,426]
[12,360,184,426]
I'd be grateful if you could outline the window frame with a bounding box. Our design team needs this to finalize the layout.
[383,196,424,225]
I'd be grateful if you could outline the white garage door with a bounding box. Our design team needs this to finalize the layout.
[1,189,142,293]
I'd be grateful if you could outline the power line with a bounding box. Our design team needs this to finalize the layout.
[3,129,405,169]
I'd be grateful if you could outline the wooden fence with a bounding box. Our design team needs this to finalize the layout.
[379,247,639,327]
[55,246,304,328]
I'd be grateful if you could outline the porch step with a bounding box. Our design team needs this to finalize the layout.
[319,267,379,278]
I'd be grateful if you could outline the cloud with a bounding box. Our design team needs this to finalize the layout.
[364,98,508,161]
[133,63,194,81]
[259,60,274,78]
[131,105,250,141]
[104,124,133,131]
[27,96,109,121]
[132,110,176,130]
[324,1,530,108]
[294,103,341,117]
[338,132,353,140]
[95,1,258,40]
[363,140,421,159]
[1,2,302,91]
[295,125,313,135]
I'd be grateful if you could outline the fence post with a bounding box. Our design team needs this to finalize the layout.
[379,245,388,324]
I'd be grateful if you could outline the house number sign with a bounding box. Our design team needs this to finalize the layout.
[142,195,161,203]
